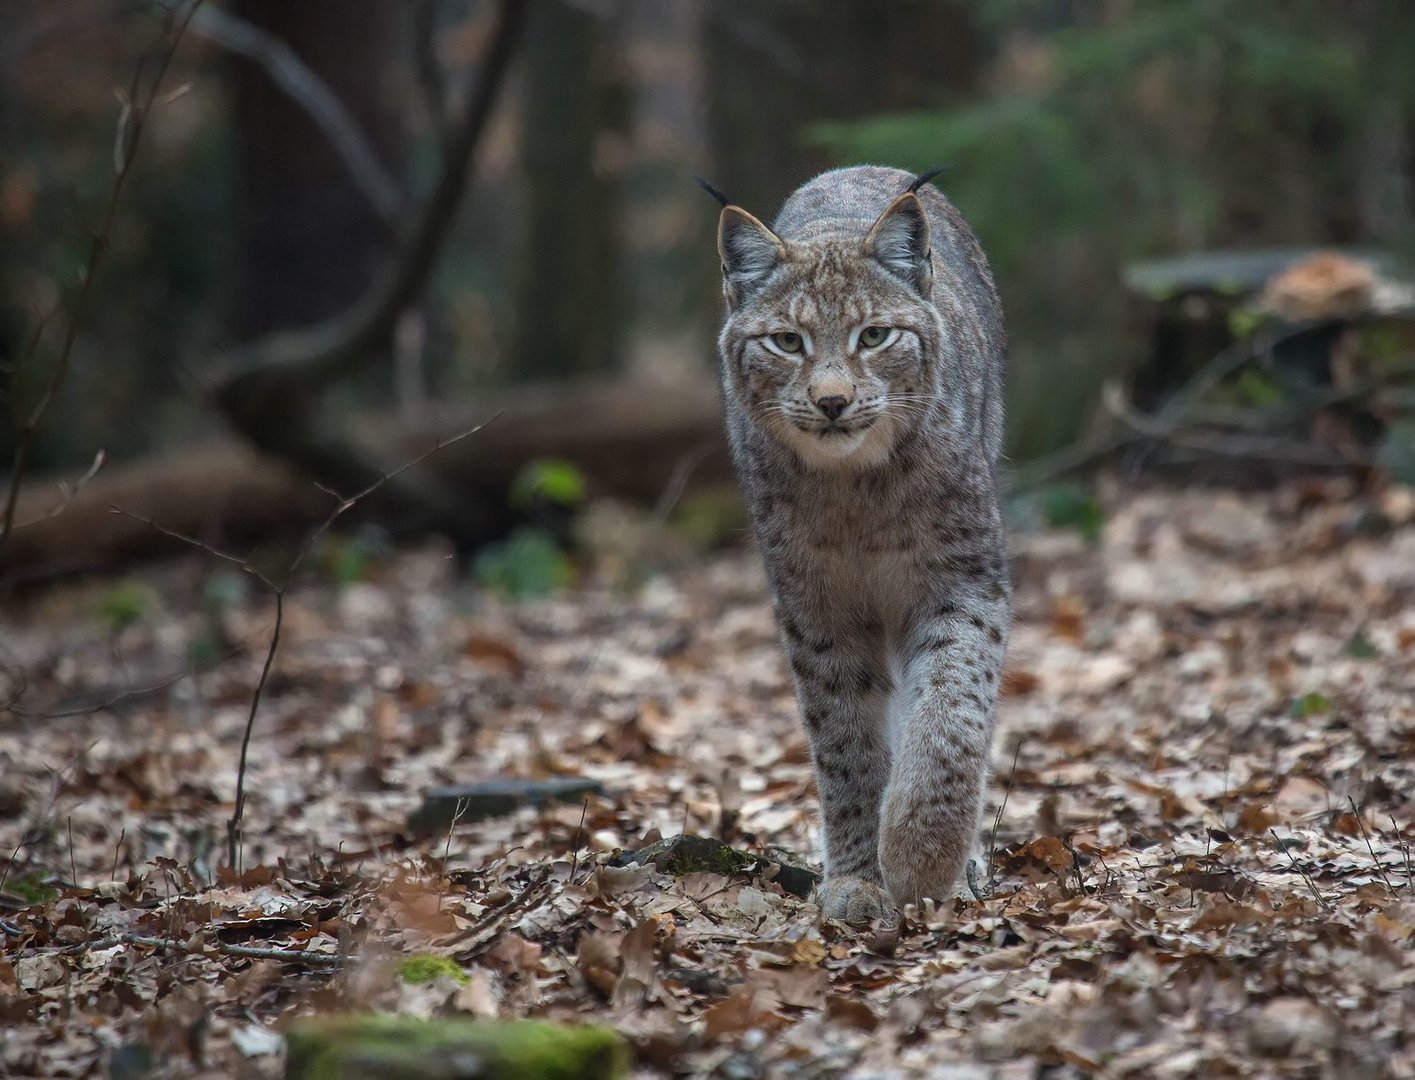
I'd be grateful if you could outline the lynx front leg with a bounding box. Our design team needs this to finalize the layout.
[779,615,896,923]
[879,594,1007,909]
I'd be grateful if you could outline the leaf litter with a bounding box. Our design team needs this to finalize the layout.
[0,478,1413,1077]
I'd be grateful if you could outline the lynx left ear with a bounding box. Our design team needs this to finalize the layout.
[866,191,932,295]
[718,205,784,308]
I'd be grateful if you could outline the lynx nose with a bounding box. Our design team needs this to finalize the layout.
[815,395,849,421]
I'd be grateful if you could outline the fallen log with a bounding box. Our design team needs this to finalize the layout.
[2,378,731,584]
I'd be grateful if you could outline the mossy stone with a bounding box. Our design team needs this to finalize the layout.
[630,834,753,877]
[284,1015,628,1080]
[398,954,469,986]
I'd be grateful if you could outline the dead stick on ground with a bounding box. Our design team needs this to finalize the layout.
[1348,797,1397,894]
[1391,816,1414,893]
[1270,829,1330,909]
[569,798,590,887]
[60,932,341,966]
[984,741,1022,898]
[438,796,471,911]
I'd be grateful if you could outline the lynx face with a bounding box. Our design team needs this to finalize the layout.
[717,193,945,470]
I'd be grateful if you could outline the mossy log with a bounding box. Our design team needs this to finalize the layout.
[284,1015,628,1080]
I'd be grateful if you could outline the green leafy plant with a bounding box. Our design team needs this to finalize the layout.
[1289,692,1332,719]
[96,580,159,635]
[1039,483,1104,542]
[510,459,587,511]
[397,954,469,986]
[474,527,574,599]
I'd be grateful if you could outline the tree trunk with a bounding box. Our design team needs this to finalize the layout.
[230,0,408,340]
[701,0,982,217]
[508,1,629,379]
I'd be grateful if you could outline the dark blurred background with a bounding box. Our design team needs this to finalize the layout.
[3,0,1414,577]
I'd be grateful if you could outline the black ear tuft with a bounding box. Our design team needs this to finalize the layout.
[907,166,946,194]
[694,176,732,208]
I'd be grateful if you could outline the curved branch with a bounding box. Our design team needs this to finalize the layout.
[212,0,530,404]
[189,5,406,229]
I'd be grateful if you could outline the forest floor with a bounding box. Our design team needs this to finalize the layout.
[2,478,1414,1079]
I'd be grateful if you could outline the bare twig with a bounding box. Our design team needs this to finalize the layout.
[1270,829,1330,909]
[1102,382,1367,468]
[569,798,590,887]
[440,869,552,961]
[5,644,244,722]
[438,797,471,910]
[1007,321,1364,493]
[0,1,202,563]
[60,932,341,966]
[1392,816,1414,893]
[188,5,404,229]
[1348,798,1397,894]
[111,829,125,882]
[214,0,530,398]
[0,840,23,896]
[114,421,491,872]
[9,451,107,532]
[986,742,1022,896]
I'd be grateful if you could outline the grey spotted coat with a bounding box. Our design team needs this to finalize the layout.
[713,166,1009,922]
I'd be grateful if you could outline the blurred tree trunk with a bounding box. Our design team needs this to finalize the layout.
[509,0,629,379]
[230,0,408,340]
[702,0,983,216]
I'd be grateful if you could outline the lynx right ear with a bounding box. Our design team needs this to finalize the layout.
[866,191,932,296]
[718,206,784,308]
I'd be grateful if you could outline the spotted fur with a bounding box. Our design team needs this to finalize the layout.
[713,166,1009,922]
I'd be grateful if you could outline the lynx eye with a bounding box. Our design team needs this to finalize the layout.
[769,331,803,354]
[858,325,890,349]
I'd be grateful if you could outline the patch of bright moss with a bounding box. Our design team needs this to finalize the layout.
[285,1014,628,1080]
[397,954,469,986]
[638,835,753,877]
[5,872,59,905]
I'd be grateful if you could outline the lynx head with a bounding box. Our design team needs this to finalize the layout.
[715,187,943,470]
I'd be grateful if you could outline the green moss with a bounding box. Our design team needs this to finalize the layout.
[284,1015,628,1080]
[636,835,753,877]
[5,872,59,905]
[397,954,469,986]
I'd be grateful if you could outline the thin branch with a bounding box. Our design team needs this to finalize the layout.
[59,932,341,966]
[227,592,281,870]
[10,451,107,532]
[1102,382,1367,468]
[213,0,530,400]
[445,871,552,962]
[4,645,243,722]
[1391,816,1414,893]
[1270,829,1330,909]
[188,5,404,229]
[0,1,202,563]
[1348,797,1397,894]
[986,742,1022,897]
[284,420,496,583]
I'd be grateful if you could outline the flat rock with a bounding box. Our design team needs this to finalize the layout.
[406,777,604,836]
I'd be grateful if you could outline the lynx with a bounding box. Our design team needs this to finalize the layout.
[712,166,1009,923]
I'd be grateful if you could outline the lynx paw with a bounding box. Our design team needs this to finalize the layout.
[816,876,900,925]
